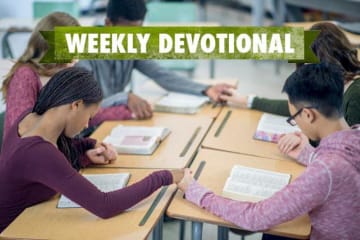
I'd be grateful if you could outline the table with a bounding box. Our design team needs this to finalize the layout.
[91,112,213,169]
[1,168,177,240]
[167,148,311,240]
[202,107,292,161]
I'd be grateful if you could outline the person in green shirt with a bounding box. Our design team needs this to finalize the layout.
[220,22,360,126]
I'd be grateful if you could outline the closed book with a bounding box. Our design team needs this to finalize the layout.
[103,125,171,155]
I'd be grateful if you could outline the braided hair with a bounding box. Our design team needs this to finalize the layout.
[33,67,103,170]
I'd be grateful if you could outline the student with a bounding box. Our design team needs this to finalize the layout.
[0,67,184,233]
[177,63,360,240]
[220,22,360,126]
[76,0,235,120]
[1,12,132,142]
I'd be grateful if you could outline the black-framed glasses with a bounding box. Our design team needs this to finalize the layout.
[286,106,316,126]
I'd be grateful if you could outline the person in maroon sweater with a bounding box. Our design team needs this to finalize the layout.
[0,67,184,233]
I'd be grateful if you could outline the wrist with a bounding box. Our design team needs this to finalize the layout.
[247,94,256,108]
[201,86,211,96]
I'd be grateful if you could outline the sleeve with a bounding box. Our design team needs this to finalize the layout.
[185,161,331,231]
[344,97,360,127]
[297,143,315,166]
[24,142,173,219]
[134,60,209,95]
[101,92,129,108]
[4,67,40,137]
[251,97,290,116]
[89,105,133,127]
[71,138,97,168]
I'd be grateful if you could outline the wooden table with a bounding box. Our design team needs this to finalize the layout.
[1,168,176,240]
[202,107,292,161]
[167,148,311,240]
[91,112,212,169]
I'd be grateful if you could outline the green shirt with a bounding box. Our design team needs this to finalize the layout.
[251,78,360,126]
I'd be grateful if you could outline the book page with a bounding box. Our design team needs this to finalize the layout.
[223,165,290,202]
[58,173,130,208]
[254,113,300,142]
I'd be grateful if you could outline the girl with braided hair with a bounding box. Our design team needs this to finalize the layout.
[0,67,184,232]
[1,12,133,144]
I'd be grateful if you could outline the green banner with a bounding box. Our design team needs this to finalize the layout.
[40,26,319,63]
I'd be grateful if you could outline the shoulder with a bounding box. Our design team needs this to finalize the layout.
[13,65,38,79]
[9,65,40,87]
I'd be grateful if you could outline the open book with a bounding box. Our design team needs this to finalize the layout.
[103,125,171,155]
[154,92,209,114]
[222,165,291,202]
[58,173,130,208]
[254,113,300,143]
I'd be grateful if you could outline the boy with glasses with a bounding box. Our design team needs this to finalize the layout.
[177,63,360,240]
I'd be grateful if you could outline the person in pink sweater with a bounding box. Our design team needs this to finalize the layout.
[1,12,132,141]
[177,63,360,240]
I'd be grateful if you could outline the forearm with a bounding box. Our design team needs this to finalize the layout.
[185,165,329,231]
[89,105,132,126]
[101,92,129,108]
[136,60,208,95]
[66,170,173,218]
[251,97,290,116]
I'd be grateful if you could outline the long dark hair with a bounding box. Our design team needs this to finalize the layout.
[300,22,360,83]
[33,67,103,170]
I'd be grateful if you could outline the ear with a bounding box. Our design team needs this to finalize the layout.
[302,108,317,124]
[105,18,112,26]
[70,100,84,111]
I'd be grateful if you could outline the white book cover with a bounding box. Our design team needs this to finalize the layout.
[58,173,130,208]
[254,113,300,143]
[222,165,291,202]
[154,92,209,114]
[103,125,171,155]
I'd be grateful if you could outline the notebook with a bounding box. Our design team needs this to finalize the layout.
[254,113,300,143]
[57,173,130,208]
[103,125,171,155]
[222,165,291,202]
[154,92,209,114]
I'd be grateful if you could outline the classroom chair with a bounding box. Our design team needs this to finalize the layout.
[33,0,80,19]
[145,2,199,78]
[1,27,32,59]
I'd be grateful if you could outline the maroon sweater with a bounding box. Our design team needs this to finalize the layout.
[0,113,173,232]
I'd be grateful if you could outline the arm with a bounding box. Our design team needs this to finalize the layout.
[185,161,331,231]
[251,97,290,116]
[89,105,133,127]
[343,98,360,127]
[4,66,41,138]
[25,142,173,219]
[72,138,97,168]
[135,60,209,95]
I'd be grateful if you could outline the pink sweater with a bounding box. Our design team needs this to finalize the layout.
[185,126,360,240]
[4,66,132,139]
